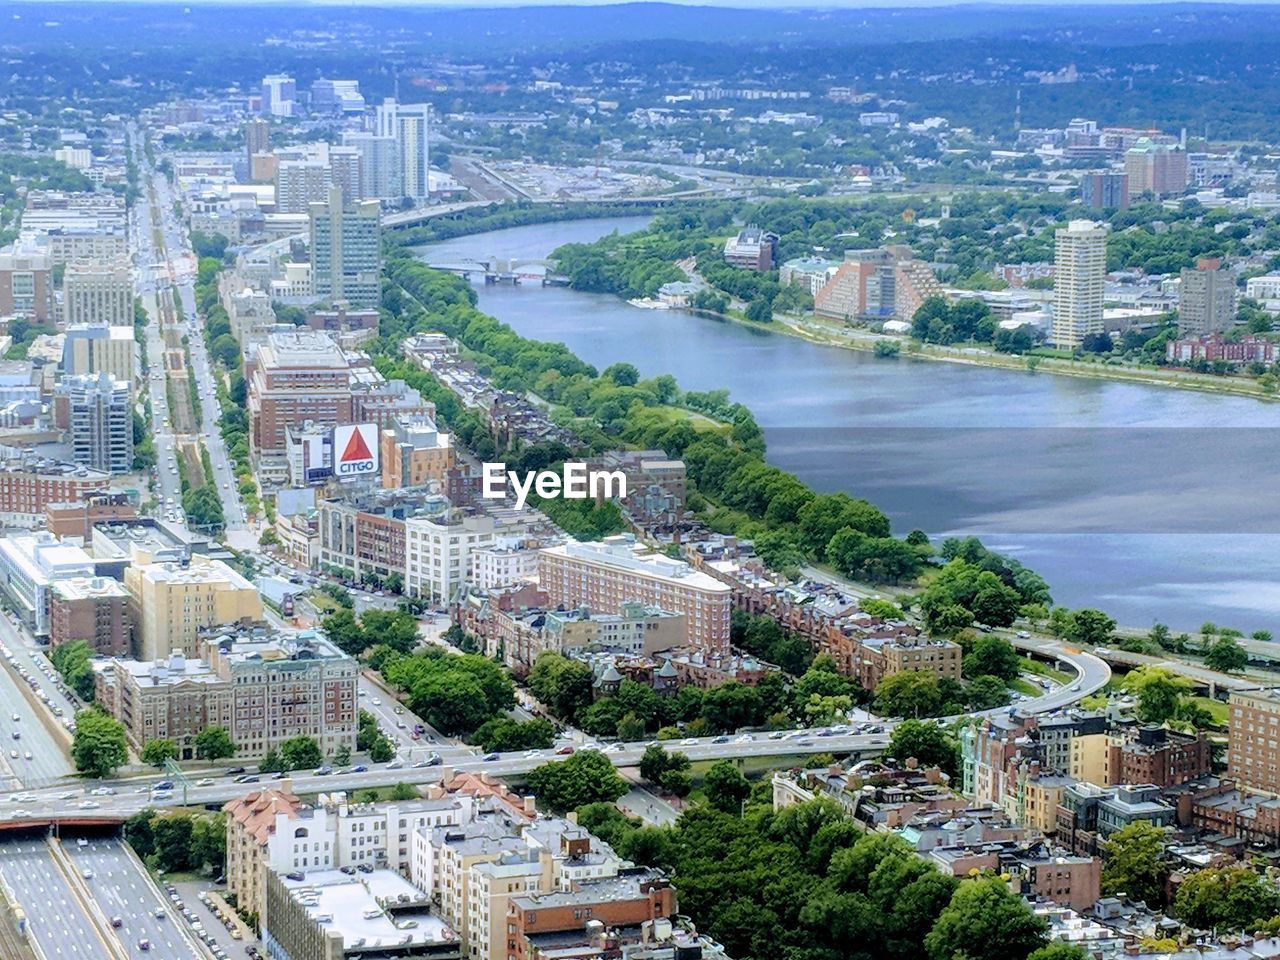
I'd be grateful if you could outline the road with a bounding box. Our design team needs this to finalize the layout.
[0,622,75,788]
[67,838,207,960]
[0,838,109,960]
[617,786,680,827]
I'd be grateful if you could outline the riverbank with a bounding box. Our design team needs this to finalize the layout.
[692,303,1280,402]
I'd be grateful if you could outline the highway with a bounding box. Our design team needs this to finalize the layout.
[67,837,207,960]
[0,622,74,788]
[0,838,110,960]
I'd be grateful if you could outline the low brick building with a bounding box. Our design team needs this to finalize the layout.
[48,576,131,656]
[508,872,678,960]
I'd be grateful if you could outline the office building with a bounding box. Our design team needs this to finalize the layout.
[1178,257,1237,335]
[276,160,331,215]
[377,99,431,201]
[246,330,353,463]
[538,536,732,651]
[244,118,271,178]
[96,627,356,762]
[123,554,263,660]
[0,532,95,635]
[341,132,402,201]
[62,323,137,388]
[63,260,133,327]
[309,187,381,308]
[722,225,778,271]
[48,576,131,656]
[381,416,454,490]
[0,455,110,527]
[1051,220,1107,350]
[0,242,54,321]
[404,512,496,603]
[316,496,413,585]
[54,373,133,475]
[1125,139,1187,199]
[1080,172,1130,211]
[261,74,297,117]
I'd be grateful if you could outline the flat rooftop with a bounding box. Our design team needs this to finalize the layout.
[279,869,458,951]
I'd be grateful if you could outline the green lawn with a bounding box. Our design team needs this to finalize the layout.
[1009,678,1041,698]
[1186,696,1229,728]
[1019,657,1073,684]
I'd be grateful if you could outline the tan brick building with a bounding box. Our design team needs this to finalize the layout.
[1229,688,1280,794]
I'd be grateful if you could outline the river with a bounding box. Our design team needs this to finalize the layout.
[416,216,1280,633]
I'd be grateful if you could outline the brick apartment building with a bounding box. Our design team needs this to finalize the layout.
[508,873,678,960]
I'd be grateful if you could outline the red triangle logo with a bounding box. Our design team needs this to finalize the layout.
[340,428,372,463]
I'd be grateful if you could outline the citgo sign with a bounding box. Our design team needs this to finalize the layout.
[333,424,379,480]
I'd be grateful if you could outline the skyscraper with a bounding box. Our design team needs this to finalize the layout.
[55,373,133,474]
[244,118,270,179]
[327,146,363,205]
[309,187,382,308]
[1178,258,1237,335]
[1080,172,1129,211]
[1052,220,1107,350]
[341,132,402,201]
[1124,139,1187,199]
[275,159,331,214]
[376,98,431,202]
[64,260,133,327]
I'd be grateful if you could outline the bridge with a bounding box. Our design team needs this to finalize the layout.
[381,192,728,231]
[425,255,565,285]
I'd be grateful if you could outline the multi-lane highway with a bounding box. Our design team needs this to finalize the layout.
[67,838,207,960]
[0,838,112,960]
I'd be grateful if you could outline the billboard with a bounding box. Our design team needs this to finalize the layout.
[333,423,380,481]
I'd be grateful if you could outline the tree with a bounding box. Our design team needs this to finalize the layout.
[966,674,1011,709]
[527,652,595,721]
[71,708,128,779]
[194,726,235,761]
[390,782,418,801]
[141,738,178,768]
[602,362,640,386]
[332,744,352,766]
[321,608,364,655]
[924,876,1048,960]
[873,670,943,718]
[616,712,646,742]
[1121,666,1191,725]
[259,749,285,774]
[660,768,692,797]
[527,751,628,813]
[703,760,750,814]
[1204,636,1248,673]
[640,744,689,785]
[1101,821,1169,907]
[359,609,420,654]
[1065,608,1116,646]
[700,682,764,733]
[1027,945,1090,960]
[859,598,904,620]
[472,717,554,753]
[1173,865,1280,931]
[368,734,395,763]
[962,635,1020,682]
[279,735,323,771]
[745,297,773,323]
[888,719,960,778]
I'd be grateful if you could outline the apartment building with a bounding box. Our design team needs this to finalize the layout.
[376,99,431,201]
[44,491,136,541]
[48,575,131,656]
[276,159,331,215]
[53,373,133,474]
[0,242,54,321]
[1051,220,1107,350]
[123,554,263,660]
[244,118,270,177]
[508,873,679,960]
[381,416,454,490]
[1108,726,1211,788]
[62,324,136,388]
[404,512,496,603]
[1228,688,1280,794]
[1125,139,1187,199]
[316,495,412,584]
[63,260,133,327]
[1178,257,1237,335]
[1080,172,1130,211]
[97,627,355,762]
[538,537,731,652]
[340,132,402,201]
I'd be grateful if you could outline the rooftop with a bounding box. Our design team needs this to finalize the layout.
[278,868,456,951]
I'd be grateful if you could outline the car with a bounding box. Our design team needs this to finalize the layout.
[393,706,404,715]
[555,745,575,755]
[681,737,698,746]
[154,908,166,920]
[8,750,15,759]
[225,767,246,776]
[371,698,382,706]
[385,758,404,769]
[81,868,93,879]
[796,739,813,747]
[111,916,123,928]
[21,752,29,760]
[1017,630,1031,639]
[138,939,151,952]
[9,732,17,740]
[78,800,100,809]
[427,753,442,766]
[768,731,787,740]
[9,714,16,722]
[154,780,174,791]
[351,764,367,772]
[482,752,500,761]
[90,786,116,796]
[712,735,730,744]
[195,778,214,787]
[314,765,332,776]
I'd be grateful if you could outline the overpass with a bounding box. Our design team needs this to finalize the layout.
[381,192,729,230]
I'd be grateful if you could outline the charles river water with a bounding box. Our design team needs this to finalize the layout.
[417,215,1280,633]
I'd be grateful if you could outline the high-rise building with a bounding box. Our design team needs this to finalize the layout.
[1229,688,1280,794]
[274,159,331,215]
[122,555,263,660]
[309,187,381,307]
[380,415,454,490]
[63,259,133,326]
[1080,172,1130,211]
[0,242,54,321]
[1125,139,1187,199]
[538,536,732,652]
[244,118,271,179]
[1051,220,1107,350]
[377,98,431,201]
[62,324,136,388]
[54,373,133,474]
[327,146,363,205]
[341,132,401,200]
[1178,257,1237,335]
[48,576,131,657]
[260,74,296,117]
